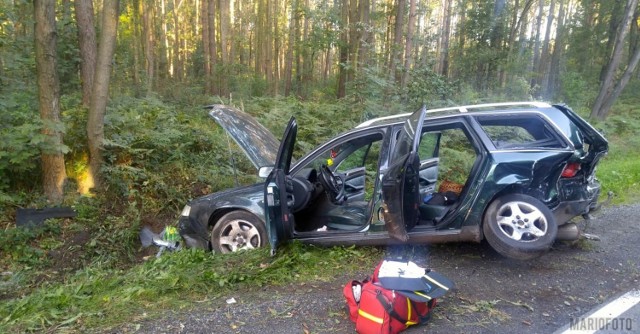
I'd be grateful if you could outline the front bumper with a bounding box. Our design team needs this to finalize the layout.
[178,215,210,250]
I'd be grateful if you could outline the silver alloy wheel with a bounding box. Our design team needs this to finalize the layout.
[495,201,548,242]
[217,219,262,253]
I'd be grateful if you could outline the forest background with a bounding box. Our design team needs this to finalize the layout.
[1,0,640,332]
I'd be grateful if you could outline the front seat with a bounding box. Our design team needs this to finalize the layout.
[323,201,369,230]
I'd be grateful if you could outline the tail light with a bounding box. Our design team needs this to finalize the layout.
[561,162,581,178]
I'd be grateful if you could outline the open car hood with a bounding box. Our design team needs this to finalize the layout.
[207,105,280,170]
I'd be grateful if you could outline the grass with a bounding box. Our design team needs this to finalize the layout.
[592,103,640,204]
[0,242,382,332]
[596,139,640,204]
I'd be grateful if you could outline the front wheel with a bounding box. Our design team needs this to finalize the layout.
[483,194,557,260]
[211,211,267,253]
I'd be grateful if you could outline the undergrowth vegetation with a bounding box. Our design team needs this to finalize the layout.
[590,102,640,203]
[0,243,380,332]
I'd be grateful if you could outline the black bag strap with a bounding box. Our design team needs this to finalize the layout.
[375,289,407,324]
[411,299,433,323]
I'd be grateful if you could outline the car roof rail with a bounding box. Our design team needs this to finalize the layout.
[427,101,551,113]
[356,101,552,128]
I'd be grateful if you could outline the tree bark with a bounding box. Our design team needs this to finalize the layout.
[219,0,231,96]
[390,0,406,82]
[437,0,452,78]
[142,0,155,95]
[87,0,120,191]
[591,0,639,119]
[299,0,311,90]
[544,0,565,99]
[284,0,298,96]
[599,1,624,81]
[34,0,67,204]
[207,0,217,94]
[272,0,280,95]
[401,0,417,88]
[336,0,349,99]
[537,0,555,93]
[597,45,640,117]
[357,0,371,69]
[74,0,97,107]
[264,0,274,94]
[172,0,183,82]
[530,0,544,88]
[627,6,639,82]
[132,0,142,95]
[348,0,359,84]
[202,0,211,93]
[160,0,171,78]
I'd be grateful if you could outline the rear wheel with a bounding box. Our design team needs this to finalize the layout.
[211,211,267,253]
[483,194,557,260]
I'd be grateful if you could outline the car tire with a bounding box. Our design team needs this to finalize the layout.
[483,194,557,260]
[211,211,267,253]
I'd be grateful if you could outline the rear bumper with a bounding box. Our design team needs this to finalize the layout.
[552,179,601,225]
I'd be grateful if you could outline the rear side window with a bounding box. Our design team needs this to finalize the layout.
[476,115,564,149]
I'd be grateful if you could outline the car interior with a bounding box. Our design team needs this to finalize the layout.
[285,122,480,235]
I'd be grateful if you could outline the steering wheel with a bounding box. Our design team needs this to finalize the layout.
[319,165,346,204]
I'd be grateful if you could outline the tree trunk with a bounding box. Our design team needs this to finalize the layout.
[502,0,533,86]
[454,0,467,78]
[295,0,304,94]
[34,0,67,204]
[437,0,452,78]
[74,0,97,107]
[219,0,230,96]
[530,0,544,88]
[401,0,417,88]
[457,0,467,50]
[348,0,359,84]
[160,0,171,79]
[272,0,280,95]
[628,6,639,73]
[357,0,371,69]
[336,0,349,99]
[132,0,142,95]
[264,0,274,94]
[207,0,217,94]
[143,0,155,95]
[390,0,406,82]
[202,0,211,93]
[172,0,183,82]
[599,1,624,81]
[544,0,565,99]
[284,0,298,96]
[297,0,310,95]
[591,0,639,119]
[597,46,640,118]
[537,0,555,94]
[87,0,119,191]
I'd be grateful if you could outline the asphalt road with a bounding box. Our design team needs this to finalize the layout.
[114,204,640,334]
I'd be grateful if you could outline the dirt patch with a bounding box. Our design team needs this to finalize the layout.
[45,228,91,270]
[112,204,640,333]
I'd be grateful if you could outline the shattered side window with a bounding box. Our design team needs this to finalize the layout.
[476,115,564,150]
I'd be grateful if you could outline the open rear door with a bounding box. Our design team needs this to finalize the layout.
[381,106,426,241]
[264,117,297,255]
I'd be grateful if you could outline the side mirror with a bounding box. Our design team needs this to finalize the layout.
[258,166,274,178]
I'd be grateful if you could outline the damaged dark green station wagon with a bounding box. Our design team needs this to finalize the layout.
[178,102,608,260]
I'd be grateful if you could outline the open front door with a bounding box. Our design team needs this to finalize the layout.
[381,106,426,241]
[264,117,297,255]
